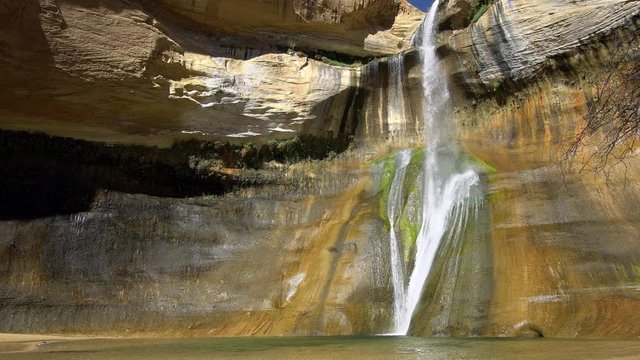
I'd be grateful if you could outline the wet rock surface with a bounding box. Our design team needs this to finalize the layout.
[0,130,397,336]
[409,23,640,337]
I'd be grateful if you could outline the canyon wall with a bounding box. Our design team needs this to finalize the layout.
[0,142,394,336]
[0,0,418,336]
[153,0,424,56]
[407,0,640,338]
[0,0,422,146]
[0,0,639,339]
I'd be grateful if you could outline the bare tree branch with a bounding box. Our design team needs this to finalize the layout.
[564,35,640,178]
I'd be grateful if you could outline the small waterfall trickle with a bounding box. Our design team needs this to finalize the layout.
[389,0,482,335]
[387,54,408,138]
[356,52,415,141]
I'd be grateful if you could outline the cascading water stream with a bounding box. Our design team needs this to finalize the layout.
[387,149,412,331]
[390,0,481,335]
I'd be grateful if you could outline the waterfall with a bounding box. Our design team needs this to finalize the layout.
[390,0,482,335]
[387,149,412,331]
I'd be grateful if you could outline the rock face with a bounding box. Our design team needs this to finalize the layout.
[354,50,424,143]
[411,77,640,338]
[0,0,421,336]
[1,0,640,341]
[164,52,359,139]
[407,0,640,339]
[155,0,424,57]
[439,0,640,95]
[438,0,474,31]
[0,0,422,146]
[0,137,394,336]
[0,0,424,335]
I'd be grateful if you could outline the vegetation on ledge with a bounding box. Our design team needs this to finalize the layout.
[470,2,491,24]
[284,46,373,68]
[0,130,349,220]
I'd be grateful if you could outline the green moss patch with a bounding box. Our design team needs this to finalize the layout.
[465,152,497,175]
[375,148,425,248]
[377,157,398,227]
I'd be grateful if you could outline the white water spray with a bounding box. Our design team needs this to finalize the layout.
[392,0,481,335]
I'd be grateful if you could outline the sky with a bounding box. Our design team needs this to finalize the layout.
[407,0,435,11]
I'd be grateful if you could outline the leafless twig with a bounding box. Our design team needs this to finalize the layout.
[564,36,640,179]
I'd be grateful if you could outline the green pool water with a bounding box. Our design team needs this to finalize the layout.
[2,336,640,360]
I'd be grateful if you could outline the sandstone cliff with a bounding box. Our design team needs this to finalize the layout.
[438,0,640,95]
[153,0,424,57]
[0,135,393,336]
[1,0,639,340]
[0,0,423,146]
[406,0,640,339]
[0,0,422,336]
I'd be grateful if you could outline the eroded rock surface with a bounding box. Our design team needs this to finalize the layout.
[155,0,424,57]
[0,0,422,146]
[0,133,394,336]
[439,0,640,95]
[1,0,639,341]
[408,0,640,339]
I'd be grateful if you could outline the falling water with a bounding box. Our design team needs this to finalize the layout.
[387,55,407,137]
[387,149,412,331]
[392,0,481,334]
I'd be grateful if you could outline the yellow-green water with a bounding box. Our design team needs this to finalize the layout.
[2,337,640,360]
